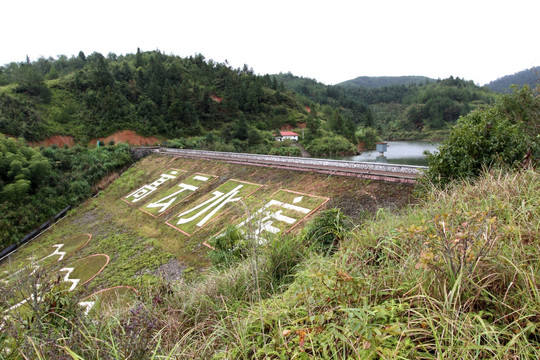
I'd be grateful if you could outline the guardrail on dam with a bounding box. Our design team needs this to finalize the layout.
[153,148,426,182]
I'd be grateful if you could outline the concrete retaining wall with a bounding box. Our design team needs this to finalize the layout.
[155,148,426,176]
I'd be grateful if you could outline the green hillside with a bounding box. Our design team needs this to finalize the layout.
[0,50,359,156]
[1,79,538,359]
[0,154,414,285]
[337,75,435,89]
[2,162,538,358]
[0,153,416,357]
[276,72,497,141]
[486,66,540,93]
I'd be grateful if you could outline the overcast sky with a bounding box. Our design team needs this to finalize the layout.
[2,0,539,85]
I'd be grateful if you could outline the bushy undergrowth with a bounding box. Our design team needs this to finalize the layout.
[0,137,133,247]
[425,86,539,186]
[2,169,539,359]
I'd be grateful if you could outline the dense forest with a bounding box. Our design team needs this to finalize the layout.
[0,50,361,158]
[275,72,498,140]
[0,135,132,247]
[0,50,501,159]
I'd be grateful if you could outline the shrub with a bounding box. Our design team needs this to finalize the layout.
[208,225,249,267]
[269,146,301,157]
[356,126,380,150]
[303,208,353,254]
[307,135,357,157]
[425,86,539,186]
[163,138,185,149]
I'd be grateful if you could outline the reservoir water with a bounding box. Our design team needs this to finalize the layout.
[337,141,441,166]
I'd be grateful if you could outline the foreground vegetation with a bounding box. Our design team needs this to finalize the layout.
[1,54,538,359]
[1,168,537,359]
[424,86,540,186]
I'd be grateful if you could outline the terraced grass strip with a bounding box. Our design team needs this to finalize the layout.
[80,285,138,316]
[60,254,110,289]
[0,233,92,284]
[122,168,186,206]
[220,189,329,244]
[140,173,218,217]
[3,252,109,317]
[166,179,262,236]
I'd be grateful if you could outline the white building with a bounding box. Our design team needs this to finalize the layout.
[274,131,299,142]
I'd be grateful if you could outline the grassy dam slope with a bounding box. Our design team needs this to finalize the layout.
[0,154,414,296]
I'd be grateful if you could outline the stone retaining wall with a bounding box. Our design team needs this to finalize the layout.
[155,148,426,176]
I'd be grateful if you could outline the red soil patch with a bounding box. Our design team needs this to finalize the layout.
[210,94,223,103]
[30,135,75,148]
[305,106,311,113]
[281,123,306,131]
[91,130,161,146]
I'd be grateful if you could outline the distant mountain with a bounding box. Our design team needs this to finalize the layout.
[337,76,435,89]
[486,67,540,93]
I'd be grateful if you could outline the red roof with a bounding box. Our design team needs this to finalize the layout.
[279,131,299,136]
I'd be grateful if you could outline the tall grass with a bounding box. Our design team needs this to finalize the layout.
[2,169,538,359]
[198,169,539,358]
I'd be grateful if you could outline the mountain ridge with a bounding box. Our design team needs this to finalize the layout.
[486,66,540,93]
[336,75,435,89]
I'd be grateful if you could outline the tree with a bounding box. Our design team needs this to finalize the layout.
[135,47,144,68]
[364,107,374,127]
[90,53,114,89]
[306,113,321,140]
[343,118,358,144]
[425,86,540,186]
[13,63,51,103]
[329,110,345,134]
[233,114,249,141]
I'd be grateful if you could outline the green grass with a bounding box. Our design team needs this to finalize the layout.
[166,179,262,236]
[66,254,110,288]
[1,153,412,287]
[3,167,537,358]
[0,233,91,282]
[155,169,539,358]
[83,286,139,316]
[1,153,424,359]
[140,173,217,217]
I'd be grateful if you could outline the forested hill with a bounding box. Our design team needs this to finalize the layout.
[1,49,499,153]
[1,50,368,247]
[276,72,497,140]
[486,66,540,93]
[336,75,435,89]
[0,50,366,158]
[0,51,303,143]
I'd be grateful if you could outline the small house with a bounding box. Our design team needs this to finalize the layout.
[274,131,299,142]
